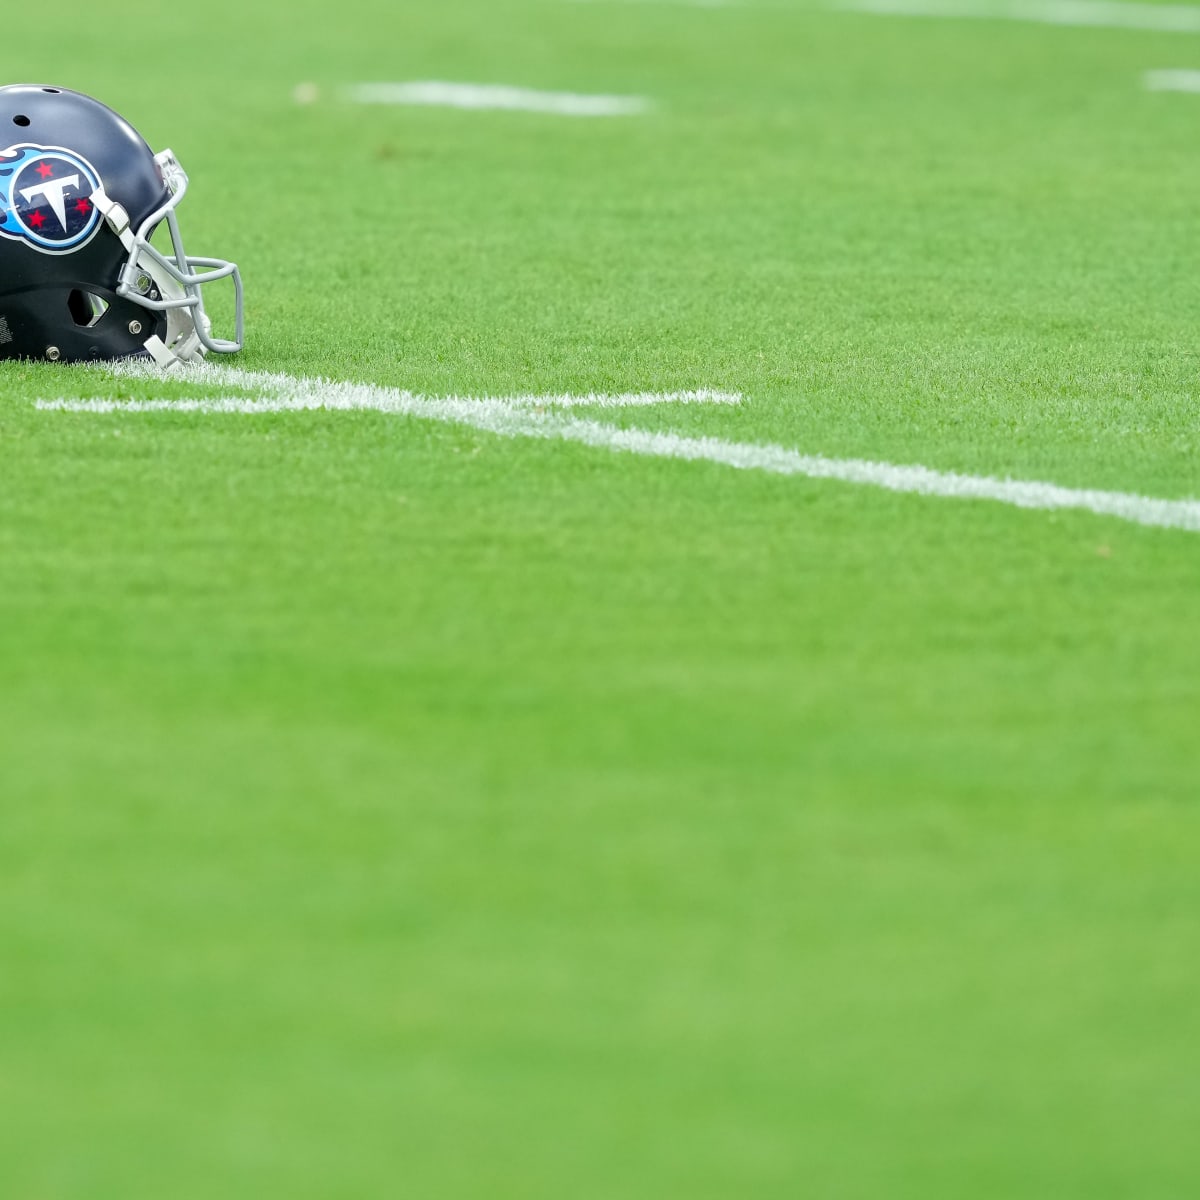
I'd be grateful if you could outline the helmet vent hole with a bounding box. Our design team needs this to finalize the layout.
[41,88,61,94]
[67,290,110,329]
[13,114,30,127]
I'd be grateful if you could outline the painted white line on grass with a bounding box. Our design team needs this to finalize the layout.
[566,0,740,7]
[41,391,738,415]
[342,82,651,117]
[1144,67,1200,89]
[37,362,739,415]
[833,0,1200,33]
[568,0,1200,24]
[36,362,1200,534]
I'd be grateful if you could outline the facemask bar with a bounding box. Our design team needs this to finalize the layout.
[90,149,243,365]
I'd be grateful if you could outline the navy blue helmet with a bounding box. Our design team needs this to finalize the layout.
[0,85,242,366]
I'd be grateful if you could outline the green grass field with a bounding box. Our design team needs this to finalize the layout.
[3,0,1200,1194]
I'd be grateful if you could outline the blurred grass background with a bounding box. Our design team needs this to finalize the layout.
[2,1,1200,1195]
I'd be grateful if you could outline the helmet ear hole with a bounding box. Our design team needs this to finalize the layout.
[66,289,110,329]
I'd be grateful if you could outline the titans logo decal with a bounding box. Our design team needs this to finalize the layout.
[0,144,103,255]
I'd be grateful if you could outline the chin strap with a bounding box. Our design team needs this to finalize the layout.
[91,185,195,370]
[89,187,152,297]
[90,151,243,369]
[143,333,188,370]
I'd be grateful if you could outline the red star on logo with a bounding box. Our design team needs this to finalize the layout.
[35,161,54,179]
[27,210,46,229]
[74,198,91,216]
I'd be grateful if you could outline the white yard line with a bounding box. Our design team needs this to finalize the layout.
[566,0,742,7]
[832,0,1200,33]
[36,362,1200,534]
[568,0,1200,25]
[39,362,739,414]
[341,82,651,117]
[1144,67,1200,89]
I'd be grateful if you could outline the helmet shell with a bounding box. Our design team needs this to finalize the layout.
[0,85,172,361]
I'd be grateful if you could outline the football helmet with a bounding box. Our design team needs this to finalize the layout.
[0,84,242,367]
